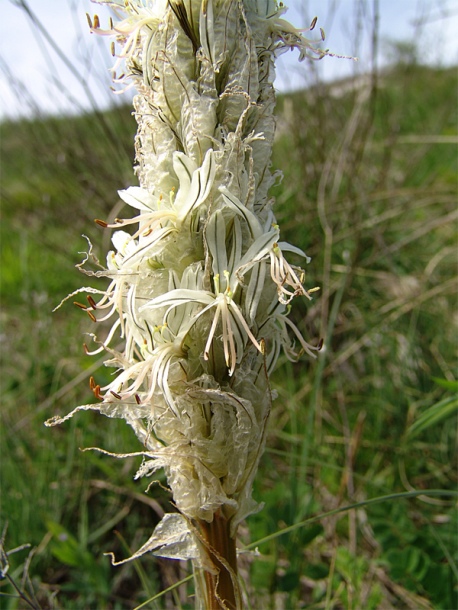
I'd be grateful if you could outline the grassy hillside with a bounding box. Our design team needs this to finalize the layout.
[1,63,457,609]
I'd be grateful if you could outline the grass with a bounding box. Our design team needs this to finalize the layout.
[1,60,457,609]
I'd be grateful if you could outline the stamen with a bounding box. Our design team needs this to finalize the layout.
[87,295,97,309]
[110,391,122,399]
[95,219,108,228]
[213,273,220,293]
[93,385,103,400]
[74,301,87,310]
[135,394,141,404]
[89,376,96,390]
[93,14,100,29]
[86,13,93,29]
[223,271,232,296]
[86,310,97,323]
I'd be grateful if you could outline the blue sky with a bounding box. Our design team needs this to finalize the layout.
[1,0,457,119]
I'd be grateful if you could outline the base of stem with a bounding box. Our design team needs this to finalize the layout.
[197,512,239,610]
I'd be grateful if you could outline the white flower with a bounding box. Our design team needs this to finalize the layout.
[220,187,312,304]
[142,281,264,377]
[99,148,216,252]
[89,0,168,76]
[49,0,326,572]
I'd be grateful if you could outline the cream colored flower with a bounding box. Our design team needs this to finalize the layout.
[48,0,324,580]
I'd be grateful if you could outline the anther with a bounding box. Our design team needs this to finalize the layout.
[86,13,93,29]
[310,16,317,30]
[87,295,97,309]
[86,310,97,323]
[135,394,141,404]
[74,301,87,310]
[95,219,108,228]
[93,14,100,29]
[110,391,122,400]
[93,385,103,400]
[317,338,324,350]
[89,376,96,390]
[111,41,115,56]
[83,343,89,354]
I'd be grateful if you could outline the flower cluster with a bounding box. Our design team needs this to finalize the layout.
[48,0,322,563]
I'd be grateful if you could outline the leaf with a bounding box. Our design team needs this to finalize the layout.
[46,521,93,569]
[303,562,329,580]
[301,523,324,546]
[431,377,458,391]
[384,546,431,584]
[407,395,458,437]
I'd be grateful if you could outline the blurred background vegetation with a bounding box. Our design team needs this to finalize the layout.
[1,2,457,609]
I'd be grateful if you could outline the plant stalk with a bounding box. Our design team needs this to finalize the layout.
[197,511,239,610]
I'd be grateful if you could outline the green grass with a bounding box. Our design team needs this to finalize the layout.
[1,63,457,609]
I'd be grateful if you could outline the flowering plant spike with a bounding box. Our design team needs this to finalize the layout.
[47,0,327,605]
